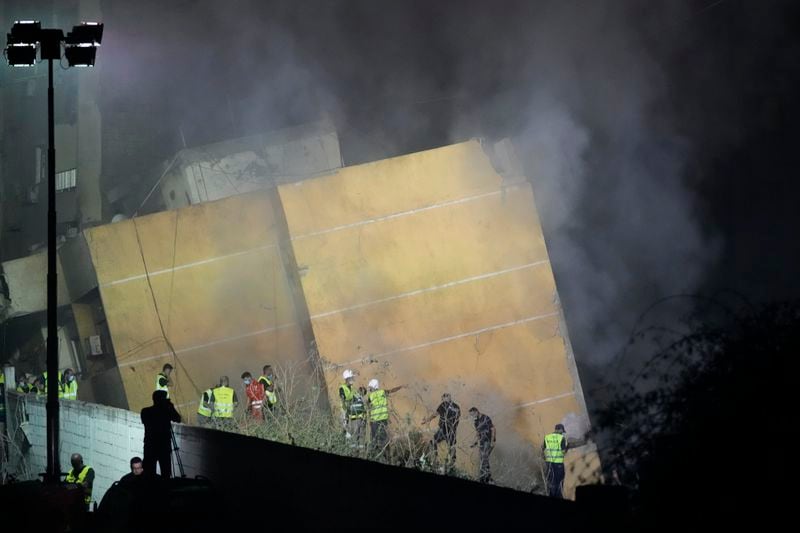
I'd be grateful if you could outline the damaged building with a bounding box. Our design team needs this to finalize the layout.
[4,124,600,495]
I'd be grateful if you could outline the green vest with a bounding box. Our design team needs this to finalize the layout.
[155,373,170,398]
[17,383,31,394]
[211,386,234,418]
[340,383,365,419]
[368,389,388,422]
[65,465,93,505]
[62,379,78,400]
[197,389,213,417]
[544,433,566,463]
[258,376,277,406]
[42,371,64,398]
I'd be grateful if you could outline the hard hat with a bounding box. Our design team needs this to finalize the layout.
[343,369,354,380]
[555,423,566,433]
[368,379,379,389]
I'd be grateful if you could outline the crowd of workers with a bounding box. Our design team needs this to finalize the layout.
[2,361,573,501]
[9,367,79,399]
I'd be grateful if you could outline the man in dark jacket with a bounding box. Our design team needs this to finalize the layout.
[422,393,461,471]
[140,390,181,478]
[469,407,496,483]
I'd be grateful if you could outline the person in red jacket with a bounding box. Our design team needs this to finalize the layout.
[241,372,265,420]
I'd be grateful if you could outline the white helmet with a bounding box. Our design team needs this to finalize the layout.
[342,369,354,380]
[368,379,379,390]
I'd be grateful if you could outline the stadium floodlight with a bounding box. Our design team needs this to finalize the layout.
[9,20,41,45]
[5,21,41,66]
[5,42,37,67]
[64,22,103,67]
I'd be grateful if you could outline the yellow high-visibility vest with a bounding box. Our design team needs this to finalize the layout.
[197,389,213,417]
[42,371,64,399]
[340,383,365,420]
[258,375,277,407]
[62,379,78,400]
[211,386,234,418]
[65,465,93,505]
[544,433,566,463]
[368,389,388,422]
[155,373,169,398]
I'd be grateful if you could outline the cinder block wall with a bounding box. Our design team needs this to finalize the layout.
[16,394,161,505]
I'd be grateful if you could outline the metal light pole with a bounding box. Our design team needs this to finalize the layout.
[45,33,61,484]
[5,20,103,484]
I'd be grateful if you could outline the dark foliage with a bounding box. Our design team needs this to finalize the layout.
[597,300,797,528]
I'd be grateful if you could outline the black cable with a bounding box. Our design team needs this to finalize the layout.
[130,217,202,410]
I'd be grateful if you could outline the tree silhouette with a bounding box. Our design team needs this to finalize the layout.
[596,299,797,528]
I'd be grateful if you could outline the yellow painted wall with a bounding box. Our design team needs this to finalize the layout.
[84,191,308,417]
[279,140,600,496]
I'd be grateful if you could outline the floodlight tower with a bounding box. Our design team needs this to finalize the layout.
[4,20,103,484]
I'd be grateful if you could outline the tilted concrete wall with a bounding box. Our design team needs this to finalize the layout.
[278,140,601,495]
[81,140,600,496]
[84,192,310,418]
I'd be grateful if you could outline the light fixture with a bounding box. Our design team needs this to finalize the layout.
[5,20,41,66]
[3,17,103,485]
[5,42,37,67]
[9,20,41,45]
[64,22,103,67]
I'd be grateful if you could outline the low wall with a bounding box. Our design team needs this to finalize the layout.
[3,392,595,528]
[7,392,150,504]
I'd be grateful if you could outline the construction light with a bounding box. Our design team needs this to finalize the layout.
[64,22,102,67]
[67,22,103,46]
[9,20,41,45]
[5,21,41,67]
[64,44,96,67]
[5,42,37,66]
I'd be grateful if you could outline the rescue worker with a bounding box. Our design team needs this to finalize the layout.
[61,368,78,400]
[257,365,278,412]
[155,363,173,398]
[16,374,31,393]
[469,407,495,483]
[542,423,568,498]
[366,379,404,457]
[339,369,366,448]
[65,452,95,510]
[33,377,45,396]
[141,389,181,478]
[241,372,265,420]
[41,369,64,398]
[210,376,238,429]
[422,393,461,472]
[196,383,215,426]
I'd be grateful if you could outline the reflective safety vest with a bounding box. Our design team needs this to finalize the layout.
[211,386,234,418]
[368,389,388,422]
[66,465,93,505]
[62,379,78,400]
[197,389,213,417]
[544,433,566,463]
[155,373,170,398]
[42,371,64,399]
[340,383,365,419]
[17,383,31,394]
[258,376,277,407]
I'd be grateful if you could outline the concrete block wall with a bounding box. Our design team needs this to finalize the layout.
[18,394,166,505]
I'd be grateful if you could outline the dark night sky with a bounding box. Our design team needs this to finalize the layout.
[9,0,800,386]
